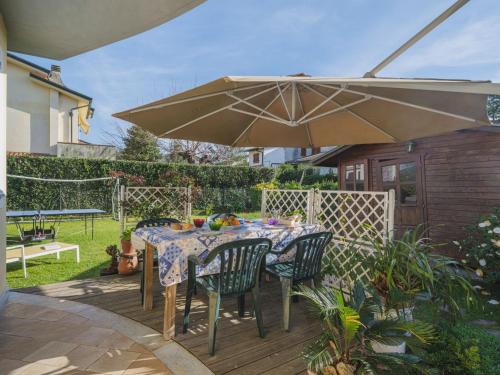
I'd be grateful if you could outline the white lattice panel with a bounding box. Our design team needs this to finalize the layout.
[125,186,191,220]
[261,189,312,223]
[261,188,394,285]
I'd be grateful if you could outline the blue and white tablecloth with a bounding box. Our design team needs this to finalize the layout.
[132,221,323,287]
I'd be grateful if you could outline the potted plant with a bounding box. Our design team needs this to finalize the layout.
[294,282,436,375]
[118,228,138,275]
[352,226,476,321]
[100,244,119,276]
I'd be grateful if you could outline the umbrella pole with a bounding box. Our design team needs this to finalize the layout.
[364,0,469,77]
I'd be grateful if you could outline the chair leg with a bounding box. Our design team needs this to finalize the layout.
[237,294,245,317]
[140,257,145,304]
[312,274,321,289]
[208,291,221,356]
[281,277,292,331]
[251,286,265,338]
[22,258,27,278]
[183,280,195,333]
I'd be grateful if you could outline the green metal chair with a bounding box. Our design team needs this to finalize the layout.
[183,238,272,355]
[136,217,180,303]
[266,231,333,331]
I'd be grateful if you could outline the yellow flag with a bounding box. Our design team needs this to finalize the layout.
[78,106,90,134]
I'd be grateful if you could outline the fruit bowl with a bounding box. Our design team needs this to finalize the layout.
[170,223,194,232]
[208,221,223,231]
[193,218,205,228]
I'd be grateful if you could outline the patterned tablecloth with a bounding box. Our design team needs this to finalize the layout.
[132,221,323,287]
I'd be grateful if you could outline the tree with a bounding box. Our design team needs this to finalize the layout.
[121,126,161,162]
[487,95,500,124]
[163,140,246,165]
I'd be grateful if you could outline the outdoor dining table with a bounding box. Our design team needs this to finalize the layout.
[131,220,323,339]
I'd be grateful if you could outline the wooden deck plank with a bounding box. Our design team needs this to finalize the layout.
[16,273,319,374]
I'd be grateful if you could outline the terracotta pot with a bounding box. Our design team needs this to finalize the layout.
[118,240,138,275]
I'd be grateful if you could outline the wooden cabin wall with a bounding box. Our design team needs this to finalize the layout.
[323,129,500,255]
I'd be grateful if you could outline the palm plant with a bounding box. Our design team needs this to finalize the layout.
[354,225,476,318]
[294,282,436,375]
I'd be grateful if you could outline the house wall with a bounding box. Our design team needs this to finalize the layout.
[0,12,8,303]
[6,62,80,155]
[320,128,500,251]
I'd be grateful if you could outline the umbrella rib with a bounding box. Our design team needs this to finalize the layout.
[130,82,275,113]
[295,84,313,147]
[158,84,281,137]
[298,86,345,123]
[228,107,290,126]
[226,92,287,123]
[312,83,481,123]
[232,84,290,147]
[277,83,292,121]
[299,96,371,123]
[303,84,397,142]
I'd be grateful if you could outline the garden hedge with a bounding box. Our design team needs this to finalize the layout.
[7,156,274,211]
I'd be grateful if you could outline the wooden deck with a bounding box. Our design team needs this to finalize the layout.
[16,273,319,374]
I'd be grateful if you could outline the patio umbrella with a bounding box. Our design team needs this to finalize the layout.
[113,76,500,147]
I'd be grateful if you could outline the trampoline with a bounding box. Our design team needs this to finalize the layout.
[7,208,105,241]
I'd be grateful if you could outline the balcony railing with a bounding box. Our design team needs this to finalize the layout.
[57,142,117,160]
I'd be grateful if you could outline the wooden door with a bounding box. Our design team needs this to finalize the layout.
[377,157,425,237]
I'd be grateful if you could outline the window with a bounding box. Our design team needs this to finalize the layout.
[380,161,417,205]
[342,160,367,191]
[252,152,261,165]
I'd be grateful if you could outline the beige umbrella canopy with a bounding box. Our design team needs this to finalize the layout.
[113,76,500,147]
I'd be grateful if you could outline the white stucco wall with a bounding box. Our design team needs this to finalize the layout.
[0,12,8,302]
[6,62,81,155]
[7,63,50,153]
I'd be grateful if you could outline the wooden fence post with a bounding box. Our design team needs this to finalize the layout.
[307,189,315,224]
[186,186,192,221]
[119,185,126,244]
[260,189,267,219]
[387,189,396,241]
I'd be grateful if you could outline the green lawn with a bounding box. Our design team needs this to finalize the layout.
[6,212,261,289]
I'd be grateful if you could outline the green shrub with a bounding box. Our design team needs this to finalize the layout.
[458,207,500,284]
[424,323,500,375]
[7,156,273,211]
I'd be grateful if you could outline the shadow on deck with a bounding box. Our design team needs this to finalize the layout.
[16,273,320,375]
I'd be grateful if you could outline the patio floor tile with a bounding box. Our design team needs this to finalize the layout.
[70,326,116,347]
[123,353,173,375]
[0,333,47,360]
[22,340,78,363]
[87,349,141,374]
[67,345,108,370]
[98,332,135,350]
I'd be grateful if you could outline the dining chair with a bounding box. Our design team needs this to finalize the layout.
[183,238,272,355]
[136,217,180,303]
[265,231,333,331]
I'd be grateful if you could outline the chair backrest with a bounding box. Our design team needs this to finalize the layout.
[204,238,272,296]
[135,217,180,230]
[283,232,333,282]
[207,213,236,223]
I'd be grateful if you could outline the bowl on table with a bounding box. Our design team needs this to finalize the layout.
[193,218,205,228]
[208,221,223,231]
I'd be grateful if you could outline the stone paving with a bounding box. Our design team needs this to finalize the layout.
[0,299,173,374]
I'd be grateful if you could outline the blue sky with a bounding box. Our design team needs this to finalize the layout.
[15,0,500,144]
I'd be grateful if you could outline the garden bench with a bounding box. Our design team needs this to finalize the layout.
[6,242,80,278]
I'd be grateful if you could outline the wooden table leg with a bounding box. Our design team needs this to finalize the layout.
[163,284,177,339]
[143,242,154,311]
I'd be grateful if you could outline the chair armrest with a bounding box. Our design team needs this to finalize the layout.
[187,254,203,265]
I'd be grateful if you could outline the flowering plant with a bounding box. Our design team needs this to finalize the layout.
[458,208,500,284]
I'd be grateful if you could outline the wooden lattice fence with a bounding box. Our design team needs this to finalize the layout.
[261,188,395,285]
[119,186,192,235]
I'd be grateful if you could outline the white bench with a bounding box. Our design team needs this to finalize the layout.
[7,242,80,278]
